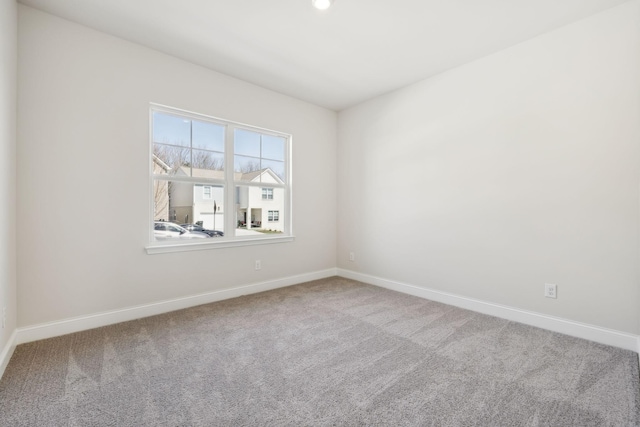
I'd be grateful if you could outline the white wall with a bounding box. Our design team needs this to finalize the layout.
[0,0,17,365]
[338,1,640,334]
[17,5,337,327]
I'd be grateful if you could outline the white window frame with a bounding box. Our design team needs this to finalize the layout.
[146,103,293,254]
[262,188,274,200]
[268,210,279,222]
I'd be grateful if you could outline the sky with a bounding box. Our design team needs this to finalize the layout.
[153,111,286,179]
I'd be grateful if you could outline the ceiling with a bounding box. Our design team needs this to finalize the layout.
[19,0,632,111]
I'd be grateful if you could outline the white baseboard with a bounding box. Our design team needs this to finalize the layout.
[0,329,17,380]
[338,268,640,352]
[637,337,640,372]
[10,267,640,355]
[16,268,338,345]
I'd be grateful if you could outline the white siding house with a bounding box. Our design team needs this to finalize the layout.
[194,183,224,231]
[236,169,285,232]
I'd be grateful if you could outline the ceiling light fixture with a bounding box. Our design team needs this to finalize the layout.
[312,0,333,10]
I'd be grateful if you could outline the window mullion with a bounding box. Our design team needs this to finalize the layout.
[225,125,235,235]
[189,119,193,176]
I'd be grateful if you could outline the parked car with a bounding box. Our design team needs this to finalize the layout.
[181,223,224,237]
[154,222,210,240]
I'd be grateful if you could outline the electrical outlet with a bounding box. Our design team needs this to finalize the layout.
[349,252,355,262]
[255,260,261,270]
[544,284,557,299]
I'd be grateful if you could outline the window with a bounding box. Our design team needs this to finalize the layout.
[203,186,212,199]
[149,104,292,253]
[268,210,280,222]
[262,188,273,200]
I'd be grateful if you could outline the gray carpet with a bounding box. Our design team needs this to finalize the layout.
[1,277,639,426]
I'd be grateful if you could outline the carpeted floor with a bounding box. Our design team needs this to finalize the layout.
[1,277,639,426]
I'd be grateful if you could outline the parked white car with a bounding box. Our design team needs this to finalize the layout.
[154,221,210,240]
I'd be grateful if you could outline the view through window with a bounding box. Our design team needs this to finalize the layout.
[150,105,291,247]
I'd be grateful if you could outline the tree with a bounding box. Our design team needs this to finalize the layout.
[235,160,261,175]
[152,153,172,220]
[153,143,226,223]
[153,144,225,172]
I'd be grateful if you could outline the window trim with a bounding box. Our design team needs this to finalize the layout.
[146,103,293,254]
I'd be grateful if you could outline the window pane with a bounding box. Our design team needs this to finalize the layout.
[261,188,273,199]
[192,184,225,233]
[192,149,225,175]
[152,112,191,147]
[233,130,287,183]
[234,155,262,181]
[153,143,191,176]
[234,129,261,157]
[193,120,224,152]
[153,179,170,221]
[235,186,284,235]
[261,159,285,182]
[153,180,225,241]
[203,186,212,199]
[262,135,285,161]
[267,210,280,222]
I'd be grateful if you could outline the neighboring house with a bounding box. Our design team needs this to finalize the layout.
[236,168,285,232]
[168,166,284,232]
[168,167,225,229]
[152,155,171,221]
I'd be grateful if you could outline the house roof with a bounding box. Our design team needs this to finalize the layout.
[177,166,284,184]
[152,155,172,172]
[240,169,264,182]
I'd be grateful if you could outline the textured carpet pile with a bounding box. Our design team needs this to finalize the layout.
[1,277,639,426]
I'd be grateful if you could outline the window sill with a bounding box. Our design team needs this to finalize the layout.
[145,235,295,255]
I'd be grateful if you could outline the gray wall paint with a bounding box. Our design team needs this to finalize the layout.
[338,1,640,334]
[17,5,337,327]
[0,0,17,353]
